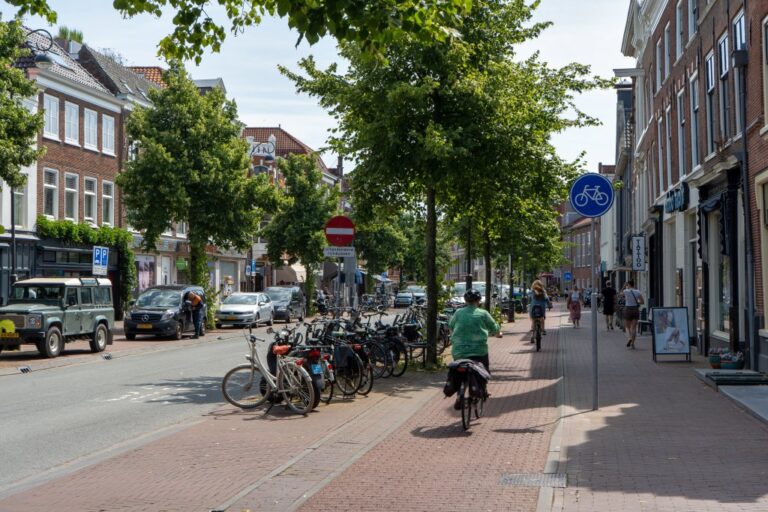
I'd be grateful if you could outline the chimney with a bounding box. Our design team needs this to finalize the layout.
[336,156,344,177]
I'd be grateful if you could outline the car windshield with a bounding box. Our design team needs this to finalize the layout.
[265,288,292,301]
[11,285,63,301]
[397,293,412,297]
[136,290,181,308]
[223,294,260,305]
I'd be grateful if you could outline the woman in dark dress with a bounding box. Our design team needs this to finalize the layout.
[601,281,617,331]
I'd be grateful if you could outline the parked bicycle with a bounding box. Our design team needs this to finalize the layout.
[221,327,316,415]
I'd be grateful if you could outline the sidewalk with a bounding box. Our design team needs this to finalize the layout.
[548,310,768,511]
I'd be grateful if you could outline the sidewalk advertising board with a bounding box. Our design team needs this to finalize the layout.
[650,307,691,362]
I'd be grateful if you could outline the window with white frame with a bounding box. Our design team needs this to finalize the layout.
[665,106,673,186]
[691,74,701,168]
[657,117,665,193]
[43,168,59,219]
[64,102,78,144]
[84,177,97,223]
[677,89,686,178]
[676,2,685,59]
[102,181,114,226]
[656,39,663,91]
[688,0,697,41]
[64,173,78,221]
[718,34,730,140]
[84,109,98,149]
[664,24,671,78]
[733,12,746,136]
[705,52,716,154]
[43,94,59,140]
[14,182,26,229]
[176,222,188,237]
[102,115,115,154]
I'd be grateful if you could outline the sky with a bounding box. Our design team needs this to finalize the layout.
[2,0,635,171]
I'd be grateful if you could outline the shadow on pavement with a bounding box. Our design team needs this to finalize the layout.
[410,424,474,439]
[132,376,223,405]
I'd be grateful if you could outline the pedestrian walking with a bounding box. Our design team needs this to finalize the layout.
[601,281,617,330]
[622,280,644,349]
[186,291,204,339]
[567,285,582,328]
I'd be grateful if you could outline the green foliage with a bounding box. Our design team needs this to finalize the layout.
[36,216,137,309]
[9,0,471,64]
[261,154,339,315]
[117,64,275,287]
[0,19,45,190]
[56,26,83,42]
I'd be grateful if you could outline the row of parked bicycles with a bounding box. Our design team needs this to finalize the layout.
[220,305,451,415]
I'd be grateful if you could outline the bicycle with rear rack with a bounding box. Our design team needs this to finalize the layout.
[221,327,316,415]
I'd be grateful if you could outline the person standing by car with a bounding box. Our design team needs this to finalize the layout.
[187,291,204,339]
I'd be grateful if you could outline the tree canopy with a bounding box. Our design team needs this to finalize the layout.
[8,0,471,63]
[117,64,274,285]
[0,19,44,190]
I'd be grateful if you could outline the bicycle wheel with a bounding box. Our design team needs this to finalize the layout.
[279,363,315,415]
[390,340,408,377]
[319,361,335,404]
[535,323,541,352]
[367,342,388,379]
[436,326,449,355]
[474,396,485,419]
[460,380,472,430]
[222,364,269,409]
[357,363,374,396]
[335,356,363,396]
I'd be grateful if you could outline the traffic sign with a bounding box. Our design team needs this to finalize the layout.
[92,246,109,276]
[325,216,355,246]
[324,246,356,258]
[569,173,615,218]
[564,272,572,282]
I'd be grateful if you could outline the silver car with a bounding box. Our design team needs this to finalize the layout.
[215,293,274,328]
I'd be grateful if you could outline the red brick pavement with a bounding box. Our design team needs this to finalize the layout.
[549,309,768,512]
[296,310,562,512]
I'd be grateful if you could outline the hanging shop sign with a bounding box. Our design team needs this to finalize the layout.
[632,235,646,271]
[664,183,689,213]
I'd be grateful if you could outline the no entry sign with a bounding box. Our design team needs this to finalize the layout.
[325,216,355,246]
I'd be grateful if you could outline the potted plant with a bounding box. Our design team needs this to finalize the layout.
[720,350,745,370]
[708,348,724,369]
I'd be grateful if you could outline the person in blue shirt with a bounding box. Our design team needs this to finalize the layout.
[528,280,552,339]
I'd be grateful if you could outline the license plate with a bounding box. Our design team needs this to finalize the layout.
[311,363,322,375]
[138,323,153,329]
[0,332,19,338]
[226,316,236,320]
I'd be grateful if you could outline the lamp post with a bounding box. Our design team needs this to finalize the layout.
[25,28,55,69]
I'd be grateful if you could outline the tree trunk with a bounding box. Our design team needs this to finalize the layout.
[425,185,438,365]
[508,251,515,322]
[484,229,492,310]
[305,262,316,317]
[190,240,207,287]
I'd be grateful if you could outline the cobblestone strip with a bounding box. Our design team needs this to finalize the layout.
[548,309,768,512]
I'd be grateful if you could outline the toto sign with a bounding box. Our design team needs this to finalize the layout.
[325,216,355,246]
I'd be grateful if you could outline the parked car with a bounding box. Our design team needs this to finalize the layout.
[0,277,114,358]
[404,285,426,305]
[215,292,274,328]
[394,291,415,308]
[264,286,305,323]
[124,285,206,340]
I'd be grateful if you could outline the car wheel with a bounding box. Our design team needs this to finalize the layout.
[174,322,183,340]
[126,332,136,341]
[215,323,222,329]
[89,323,109,353]
[38,326,63,358]
[268,314,273,326]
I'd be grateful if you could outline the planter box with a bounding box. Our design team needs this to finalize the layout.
[709,355,722,369]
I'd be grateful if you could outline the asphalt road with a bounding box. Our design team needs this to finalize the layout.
[0,324,274,496]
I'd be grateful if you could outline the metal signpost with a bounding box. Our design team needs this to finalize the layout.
[325,216,356,309]
[92,246,109,276]
[569,173,615,411]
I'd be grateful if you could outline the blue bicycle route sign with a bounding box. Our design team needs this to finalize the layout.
[563,272,572,281]
[569,173,615,218]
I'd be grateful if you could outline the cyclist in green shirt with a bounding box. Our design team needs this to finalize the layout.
[448,288,502,371]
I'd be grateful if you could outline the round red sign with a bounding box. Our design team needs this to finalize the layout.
[325,216,355,246]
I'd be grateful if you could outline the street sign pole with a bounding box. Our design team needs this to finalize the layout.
[591,218,598,411]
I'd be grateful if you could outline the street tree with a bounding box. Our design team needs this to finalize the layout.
[0,19,44,190]
[117,64,274,286]
[282,0,605,363]
[9,0,470,63]
[261,154,339,315]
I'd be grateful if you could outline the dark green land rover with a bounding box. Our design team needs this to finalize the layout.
[0,277,114,358]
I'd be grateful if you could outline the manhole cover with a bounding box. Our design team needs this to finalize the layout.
[499,473,567,488]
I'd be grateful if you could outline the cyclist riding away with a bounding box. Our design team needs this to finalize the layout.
[528,280,552,341]
[448,288,502,372]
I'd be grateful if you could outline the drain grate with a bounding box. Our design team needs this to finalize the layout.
[18,366,31,374]
[499,473,567,488]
